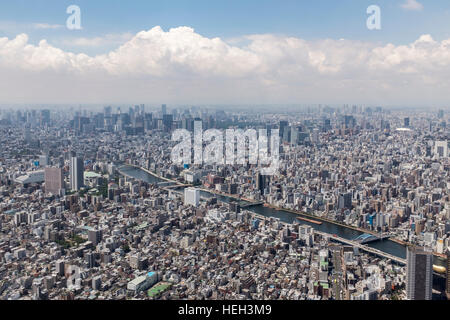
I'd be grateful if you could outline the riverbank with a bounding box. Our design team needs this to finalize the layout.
[118,165,445,266]
[195,187,444,263]
[119,164,181,184]
[296,216,323,225]
[120,164,400,241]
[245,203,444,261]
[263,203,377,236]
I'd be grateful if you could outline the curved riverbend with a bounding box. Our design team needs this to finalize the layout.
[119,165,448,269]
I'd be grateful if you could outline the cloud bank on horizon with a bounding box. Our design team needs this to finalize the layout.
[0,26,449,105]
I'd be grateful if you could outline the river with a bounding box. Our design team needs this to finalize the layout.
[118,165,449,268]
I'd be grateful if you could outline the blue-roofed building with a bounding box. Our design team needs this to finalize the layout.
[252,219,260,230]
[127,271,159,293]
[147,271,158,287]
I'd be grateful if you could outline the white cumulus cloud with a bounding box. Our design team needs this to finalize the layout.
[400,0,424,11]
[0,26,449,105]
[62,33,135,48]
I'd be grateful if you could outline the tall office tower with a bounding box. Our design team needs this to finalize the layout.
[446,251,450,300]
[311,128,320,144]
[406,246,433,300]
[103,106,113,130]
[15,110,22,123]
[74,116,90,132]
[44,167,64,195]
[323,118,332,131]
[85,252,96,268]
[144,112,153,131]
[380,120,390,130]
[103,106,112,117]
[161,104,167,115]
[92,276,102,291]
[162,114,173,132]
[64,150,76,161]
[184,188,200,207]
[282,125,291,143]
[88,229,102,246]
[40,109,50,126]
[344,115,356,128]
[24,126,31,144]
[70,157,84,191]
[279,121,288,137]
[39,154,49,167]
[338,192,352,209]
[256,173,270,195]
[438,109,444,119]
[55,260,65,276]
[182,117,194,131]
[290,126,299,145]
[93,113,104,129]
[404,117,410,128]
[434,141,448,158]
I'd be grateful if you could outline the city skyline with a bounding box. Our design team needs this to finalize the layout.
[0,104,448,301]
[0,1,449,304]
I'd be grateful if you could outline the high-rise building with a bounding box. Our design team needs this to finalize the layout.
[434,141,448,158]
[162,114,173,132]
[161,104,167,115]
[446,251,450,300]
[24,126,31,144]
[70,157,84,191]
[338,192,352,209]
[406,246,433,300]
[311,128,320,144]
[323,118,332,131]
[279,121,288,137]
[144,113,153,131]
[44,167,64,195]
[290,126,299,145]
[182,117,194,131]
[40,109,50,126]
[344,115,356,128]
[103,106,112,117]
[404,117,410,128]
[92,276,102,291]
[256,173,270,195]
[55,260,65,276]
[85,252,96,268]
[282,125,291,143]
[39,154,49,167]
[88,229,102,246]
[184,188,200,207]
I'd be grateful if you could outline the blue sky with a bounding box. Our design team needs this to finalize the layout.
[1,0,450,54]
[1,1,450,105]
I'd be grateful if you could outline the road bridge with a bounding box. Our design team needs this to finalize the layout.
[240,201,264,208]
[315,231,406,265]
[353,233,391,244]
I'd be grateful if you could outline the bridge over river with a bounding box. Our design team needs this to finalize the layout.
[353,233,391,244]
[118,164,449,274]
[315,231,406,265]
